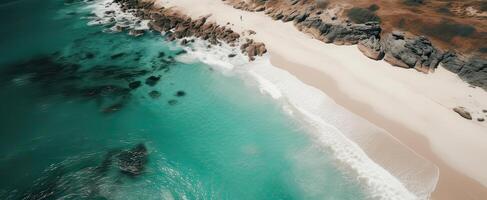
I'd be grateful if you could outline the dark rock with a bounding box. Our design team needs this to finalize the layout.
[441,52,487,90]
[128,81,141,89]
[241,39,267,60]
[102,102,124,114]
[148,90,161,99]
[228,53,237,58]
[478,118,485,122]
[175,50,187,55]
[382,33,443,73]
[168,99,178,105]
[300,17,381,44]
[111,52,126,60]
[453,106,472,120]
[80,85,130,98]
[128,29,145,37]
[117,143,148,176]
[83,52,95,59]
[294,12,309,23]
[158,52,166,58]
[358,36,384,60]
[181,39,188,45]
[145,75,161,86]
[175,90,186,97]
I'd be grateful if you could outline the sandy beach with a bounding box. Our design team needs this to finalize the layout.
[149,0,487,199]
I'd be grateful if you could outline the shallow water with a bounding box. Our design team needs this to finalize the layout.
[0,0,366,199]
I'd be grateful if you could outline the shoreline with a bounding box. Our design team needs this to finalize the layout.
[129,0,485,199]
[270,53,487,200]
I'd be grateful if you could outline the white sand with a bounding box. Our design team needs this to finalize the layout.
[147,0,487,199]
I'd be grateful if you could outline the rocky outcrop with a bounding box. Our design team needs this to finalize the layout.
[223,0,487,90]
[441,52,487,90]
[113,0,266,61]
[381,31,443,73]
[298,18,381,45]
[453,106,473,120]
[117,143,148,176]
[241,39,267,60]
[358,36,384,60]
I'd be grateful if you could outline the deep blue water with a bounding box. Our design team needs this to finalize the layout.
[0,0,365,199]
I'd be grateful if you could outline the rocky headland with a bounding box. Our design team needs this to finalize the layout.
[113,0,267,61]
[224,0,487,91]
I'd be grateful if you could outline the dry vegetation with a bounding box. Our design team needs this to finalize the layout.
[321,0,486,56]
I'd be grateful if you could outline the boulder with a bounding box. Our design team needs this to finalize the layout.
[453,107,472,120]
[128,29,145,37]
[358,36,384,60]
[117,143,148,176]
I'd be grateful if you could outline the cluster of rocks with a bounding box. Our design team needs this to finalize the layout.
[113,0,267,61]
[1,47,182,114]
[116,143,149,176]
[224,0,487,90]
[453,106,486,122]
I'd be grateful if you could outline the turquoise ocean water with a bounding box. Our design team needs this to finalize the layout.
[0,0,366,199]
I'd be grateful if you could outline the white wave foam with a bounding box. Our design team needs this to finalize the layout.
[185,41,439,200]
[83,0,149,31]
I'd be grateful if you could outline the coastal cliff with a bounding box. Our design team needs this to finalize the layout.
[224,0,487,91]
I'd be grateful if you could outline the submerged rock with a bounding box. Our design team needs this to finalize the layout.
[175,50,187,55]
[110,52,126,60]
[168,99,178,105]
[148,90,161,99]
[128,81,142,89]
[117,143,148,176]
[145,75,161,86]
[453,106,472,120]
[128,29,145,37]
[83,52,96,59]
[79,85,130,99]
[102,102,125,114]
[175,90,186,97]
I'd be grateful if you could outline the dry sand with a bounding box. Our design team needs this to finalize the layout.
[150,0,487,199]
